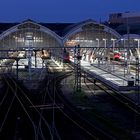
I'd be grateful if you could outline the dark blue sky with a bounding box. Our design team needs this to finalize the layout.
[0,0,140,23]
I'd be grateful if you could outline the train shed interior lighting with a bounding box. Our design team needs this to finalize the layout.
[134,39,140,57]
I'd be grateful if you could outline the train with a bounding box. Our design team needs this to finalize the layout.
[113,52,120,61]
[110,51,120,61]
[63,50,70,63]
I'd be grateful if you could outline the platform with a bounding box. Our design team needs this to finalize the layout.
[72,59,139,91]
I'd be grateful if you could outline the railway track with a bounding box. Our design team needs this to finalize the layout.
[80,71,140,139]
[85,75,140,115]
[45,61,116,140]
[0,74,56,140]
[0,59,114,140]
[47,58,138,139]
[2,57,137,139]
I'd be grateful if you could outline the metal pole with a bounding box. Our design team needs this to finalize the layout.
[74,45,82,92]
[52,77,55,140]
[34,50,37,68]
[122,39,126,77]
[111,38,116,71]
[16,58,19,80]
[74,46,77,90]
[77,45,81,92]
[96,38,99,48]
[134,57,140,131]
[136,57,140,104]
[127,17,130,74]
[103,38,107,64]
[28,46,32,80]
[137,39,140,58]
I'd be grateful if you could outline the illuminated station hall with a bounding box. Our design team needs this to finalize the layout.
[0,18,140,139]
[0,19,139,88]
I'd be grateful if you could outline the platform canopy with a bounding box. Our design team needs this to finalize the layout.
[0,19,63,50]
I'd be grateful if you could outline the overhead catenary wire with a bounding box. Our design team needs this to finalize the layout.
[3,76,38,139]
[0,86,9,106]
[45,70,100,140]
[5,74,53,140]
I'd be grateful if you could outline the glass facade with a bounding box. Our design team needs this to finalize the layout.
[0,22,61,50]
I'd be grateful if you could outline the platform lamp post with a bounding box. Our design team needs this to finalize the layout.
[134,39,140,83]
[121,38,126,49]
[111,38,116,52]
[134,39,140,58]
[111,38,116,72]
[103,38,107,48]
[121,38,126,77]
[96,38,99,56]
[103,38,107,52]
[134,39,140,105]
[96,38,99,48]
[103,38,107,64]
[134,57,140,133]
[96,38,100,66]
[96,38,99,54]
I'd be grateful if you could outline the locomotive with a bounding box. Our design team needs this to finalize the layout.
[110,51,120,61]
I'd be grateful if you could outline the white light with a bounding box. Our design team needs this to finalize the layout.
[102,38,107,48]
[111,38,116,41]
[134,39,139,41]
[134,39,140,58]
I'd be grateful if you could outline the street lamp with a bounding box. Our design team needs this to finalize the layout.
[102,38,107,64]
[103,38,107,48]
[121,38,125,47]
[103,38,107,55]
[111,38,116,52]
[111,38,116,72]
[121,38,128,60]
[96,38,99,48]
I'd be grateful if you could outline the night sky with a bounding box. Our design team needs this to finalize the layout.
[0,0,140,23]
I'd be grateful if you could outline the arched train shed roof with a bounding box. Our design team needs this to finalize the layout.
[0,20,63,46]
[63,19,121,42]
[122,34,140,39]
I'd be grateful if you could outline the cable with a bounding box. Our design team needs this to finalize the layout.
[3,76,37,140]
[46,72,98,139]
[0,95,15,133]
[0,86,9,106]
[6,75,53,140]
[36,73,52,139]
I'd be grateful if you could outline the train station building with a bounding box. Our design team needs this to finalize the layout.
[0,19,139,83]
[0,12,140,140]
[0,19,140,63]
[0,19,121,49]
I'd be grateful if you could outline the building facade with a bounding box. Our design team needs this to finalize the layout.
[109,12,140,24]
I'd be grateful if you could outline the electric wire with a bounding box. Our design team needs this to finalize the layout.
[3,76,37,140]
[5,74,53,140]
[0,86,9,106]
